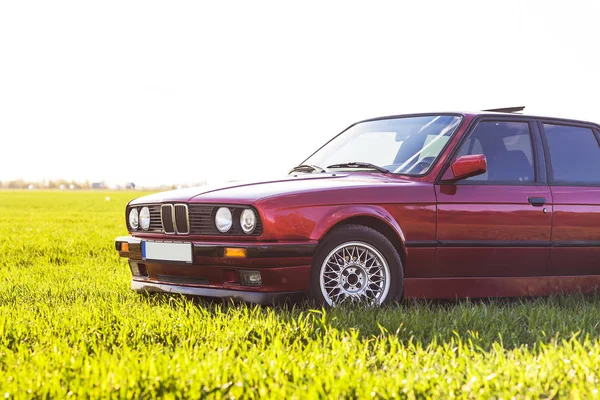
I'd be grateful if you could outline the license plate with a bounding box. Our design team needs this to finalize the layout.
[142,241,193,263]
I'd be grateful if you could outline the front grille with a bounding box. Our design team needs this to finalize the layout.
[148,205,162,232]
[174,204,189,234]
[188,205,263,235]
[130,203,262,236]
[161,204,175,234]
[188,205,215,235]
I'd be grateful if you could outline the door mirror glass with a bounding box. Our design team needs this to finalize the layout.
[450,154,487,181]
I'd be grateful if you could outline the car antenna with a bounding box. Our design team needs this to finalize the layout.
[482,106,526,113]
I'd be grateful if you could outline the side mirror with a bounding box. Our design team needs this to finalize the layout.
[450,154,487,181]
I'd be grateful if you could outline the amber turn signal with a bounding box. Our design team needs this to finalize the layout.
[121,242,129,252]
[224,248,247,258]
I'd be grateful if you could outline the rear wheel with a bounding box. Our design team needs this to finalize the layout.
[309,224,404,307]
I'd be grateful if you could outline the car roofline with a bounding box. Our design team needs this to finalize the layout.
[356,111,600,129]
[300,111,600,168]
[356,112,466,125]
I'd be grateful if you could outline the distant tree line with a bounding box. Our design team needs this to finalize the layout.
[0,179,90,189]
[0,179,206,190]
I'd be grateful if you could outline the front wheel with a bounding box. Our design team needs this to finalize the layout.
[309,224,404,307]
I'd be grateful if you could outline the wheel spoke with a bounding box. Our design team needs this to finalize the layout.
[323,276,338,287]
[368,266,382,274]
[339,293,352,305]
[358,249,367,266]
[326,263,341,272]
[364,255,376,265]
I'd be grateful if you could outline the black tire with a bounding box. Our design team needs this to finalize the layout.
[309,224,404,307]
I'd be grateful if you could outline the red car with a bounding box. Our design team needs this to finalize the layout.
[115,108,600,306]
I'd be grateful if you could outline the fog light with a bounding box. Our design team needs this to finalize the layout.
[129,261,141,276]
[239,270,262,287]
[129,261,148,277]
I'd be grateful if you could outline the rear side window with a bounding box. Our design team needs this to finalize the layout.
[455,121,535,183]
[543,124,600,184]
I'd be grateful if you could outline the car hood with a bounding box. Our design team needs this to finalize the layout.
[129,173,417,205]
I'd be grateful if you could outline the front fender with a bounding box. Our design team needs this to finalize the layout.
[309,205,407,258]
[259,204,407,257]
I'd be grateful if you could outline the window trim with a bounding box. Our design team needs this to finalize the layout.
[531,121,547,184]
[539,121,600,187]
[436,117,541,186]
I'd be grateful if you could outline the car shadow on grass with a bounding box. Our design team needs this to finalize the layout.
[315,293,600,350]
[138,290,600,351]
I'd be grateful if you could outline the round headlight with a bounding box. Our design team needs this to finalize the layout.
[128,208,139,230]
[215,207,232,233]
[240,209,257,234]
[139,206,151,231]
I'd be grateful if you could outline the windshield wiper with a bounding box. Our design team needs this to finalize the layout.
[327,162,389,174]
[289,164,326,174]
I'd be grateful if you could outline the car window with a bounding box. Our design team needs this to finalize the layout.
[326,131,401,167]
[331,132,449,166]
[543,124,600,184]
[302,115,462,175]
[420,134,450,160]
[455,121,535,183]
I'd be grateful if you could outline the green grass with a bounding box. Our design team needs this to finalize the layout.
[2,190,600,398]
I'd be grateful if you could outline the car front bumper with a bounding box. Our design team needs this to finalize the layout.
[115,236,316,304]
[131,280,306,304]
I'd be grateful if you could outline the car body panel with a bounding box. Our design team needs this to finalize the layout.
[548,186,600,276]
[435,184,553,277]
[116,111,600,304]
[404,275,600,299]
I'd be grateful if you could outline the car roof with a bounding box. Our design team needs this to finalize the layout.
[360,111,600,129]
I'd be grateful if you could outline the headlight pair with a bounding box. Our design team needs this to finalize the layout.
[129,207,151,231]
[215,207,257,234]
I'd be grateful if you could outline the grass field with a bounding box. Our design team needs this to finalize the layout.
[1,190,600,398]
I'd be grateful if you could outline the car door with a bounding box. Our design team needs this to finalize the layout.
[540,122,600,275]
[434,119,552,277]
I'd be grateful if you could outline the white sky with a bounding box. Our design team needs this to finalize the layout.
[1,1,599,187]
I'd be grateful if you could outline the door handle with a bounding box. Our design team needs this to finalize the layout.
[528,197,546,207]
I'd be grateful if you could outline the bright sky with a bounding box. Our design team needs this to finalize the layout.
[1,1,599,187]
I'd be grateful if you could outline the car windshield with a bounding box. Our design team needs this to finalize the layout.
[302,115,463,175]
